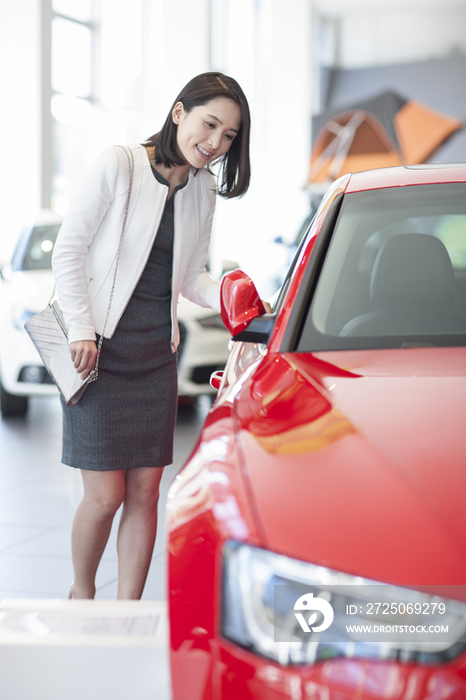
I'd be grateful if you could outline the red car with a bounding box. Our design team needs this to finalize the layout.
[167,164,466,700]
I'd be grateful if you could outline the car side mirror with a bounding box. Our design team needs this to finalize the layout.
[220,270,274,345]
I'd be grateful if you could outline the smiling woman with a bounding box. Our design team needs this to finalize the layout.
[50,71,265,603]
[173,99,241,169]
[145,72,251,198]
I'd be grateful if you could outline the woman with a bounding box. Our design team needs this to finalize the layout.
[52,72,261,600]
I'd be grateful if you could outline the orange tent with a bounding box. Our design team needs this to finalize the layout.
[309,91,463,184]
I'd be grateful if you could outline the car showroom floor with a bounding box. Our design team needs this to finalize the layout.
[0,393,210,698]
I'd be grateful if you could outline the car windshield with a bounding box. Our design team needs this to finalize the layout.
[298,182,466,351]
[22,224,61,270]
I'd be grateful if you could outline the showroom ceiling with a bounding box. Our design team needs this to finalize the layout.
[314,0,465,14]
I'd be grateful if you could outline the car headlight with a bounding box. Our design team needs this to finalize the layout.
[197,313,226,329]
[222,542,466,666]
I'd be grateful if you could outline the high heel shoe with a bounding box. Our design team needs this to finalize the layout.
[68,583,74,599]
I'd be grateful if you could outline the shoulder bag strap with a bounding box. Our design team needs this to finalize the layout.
[92,144,134,375]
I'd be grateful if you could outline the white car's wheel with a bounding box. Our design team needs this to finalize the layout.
[0,381,28,418]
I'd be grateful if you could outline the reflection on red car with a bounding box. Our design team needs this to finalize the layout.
[167,163,466,700]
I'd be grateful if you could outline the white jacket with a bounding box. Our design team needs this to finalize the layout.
[52,143,220,350]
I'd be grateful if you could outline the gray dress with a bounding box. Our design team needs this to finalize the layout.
[61,168,186,471]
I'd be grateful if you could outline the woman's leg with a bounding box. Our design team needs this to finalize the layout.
[70,469,126,599]
[116,466,165,600]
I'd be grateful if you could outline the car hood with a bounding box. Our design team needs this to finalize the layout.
[234,347,466,586]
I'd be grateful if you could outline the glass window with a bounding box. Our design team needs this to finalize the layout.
[436,216,466,269]
[298,183,466,351]
[49,2,96,214]
[52,17,92,98]
[52,0,92,22]
[51,96,94,213]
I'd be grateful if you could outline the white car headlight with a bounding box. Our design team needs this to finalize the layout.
[222,541,466,666]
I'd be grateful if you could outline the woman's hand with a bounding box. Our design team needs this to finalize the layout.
[70,341,98,380]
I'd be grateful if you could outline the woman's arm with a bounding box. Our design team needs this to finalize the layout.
[180,180,221,311]
[180,181,271,316]
[52,147,119,344]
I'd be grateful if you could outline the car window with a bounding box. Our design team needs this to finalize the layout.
[298,183,466,351]
[272,215,316,314]
[22,224,61,270]
[359,215,466,273]
[436,216,466,269]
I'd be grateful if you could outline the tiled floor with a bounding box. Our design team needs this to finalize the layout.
[0,394,209,601]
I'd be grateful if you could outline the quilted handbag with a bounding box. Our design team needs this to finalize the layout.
[25,146,134,406]
[25,300,99,406]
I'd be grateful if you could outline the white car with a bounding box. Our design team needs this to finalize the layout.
[0,214,230,417]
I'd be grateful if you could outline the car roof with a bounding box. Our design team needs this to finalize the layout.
[345,163,466,193]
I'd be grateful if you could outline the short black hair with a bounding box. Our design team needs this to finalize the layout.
[146,72,251,199]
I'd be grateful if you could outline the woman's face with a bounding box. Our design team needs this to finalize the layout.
[173,98,241,168]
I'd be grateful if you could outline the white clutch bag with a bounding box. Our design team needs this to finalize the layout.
[25,146,134,407]
[25,300,98,406]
